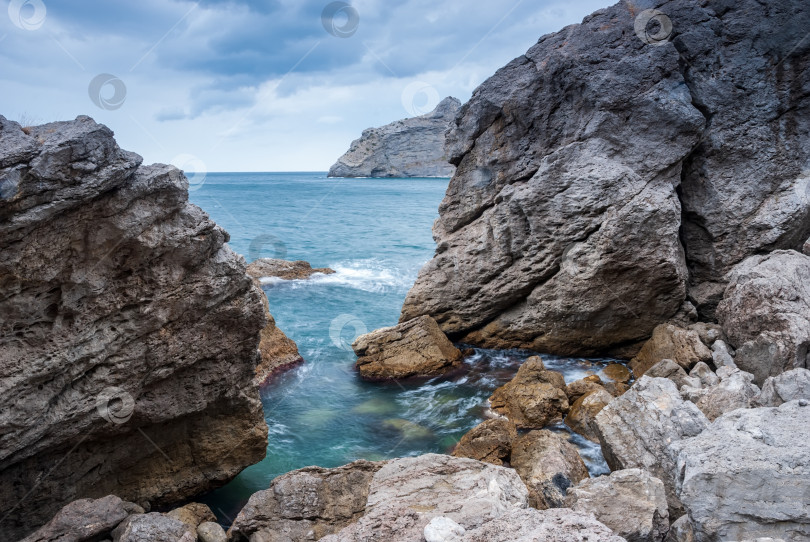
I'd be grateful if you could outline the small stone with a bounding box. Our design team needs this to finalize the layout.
[601,363,631,384]
[565,375,605,402]
[644,359,691,389]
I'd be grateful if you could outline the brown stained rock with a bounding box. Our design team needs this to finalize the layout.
[565,375,606,403]
[564,388,613,443]
[601,364,631,384]
[246,258,335,280]
[630,324,712,378]
[511,430,589,509]
[165,502,216,531]
[352,315,461,380]
[488,357,569,428]
[451,418,517,465]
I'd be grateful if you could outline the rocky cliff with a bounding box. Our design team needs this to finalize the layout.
[0,115,274,538]
[328,97,460,178]
[401,0,810,355]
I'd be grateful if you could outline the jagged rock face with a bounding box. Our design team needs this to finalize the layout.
[400,0,810,354]
[0,116,269,538]
[328,97,460,178]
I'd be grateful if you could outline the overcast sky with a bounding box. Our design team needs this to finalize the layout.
[1,0,613,172]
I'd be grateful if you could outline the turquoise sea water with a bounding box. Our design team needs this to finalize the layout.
[188,172,611,525]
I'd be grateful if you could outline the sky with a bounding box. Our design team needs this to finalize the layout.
[1,0,613,172]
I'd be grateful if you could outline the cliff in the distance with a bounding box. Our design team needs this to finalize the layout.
[328,97,460,178]
[401,0,810,355]
[0,115,274,538]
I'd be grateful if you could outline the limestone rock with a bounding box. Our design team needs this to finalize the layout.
[328,97,460,178]
[674,401,810,541]
[602,364,631,384]
[717,251,810,385]
[756,368,810,407]
[352,315,462,380]
[451,418,517,465]
[565,375,606,403]
[111,513,193,542]
[0,116,268,539]
[399,0,810,351]
[711,340,736,369]
[644,359,691,390]
[20,495,132,542]
[165,502,215,531]
[684,367,760,421]
[459,508,626,542]
[566,469,669,542]
[228,459,385,541]
[197,522,227,542]
[510,430,589,509]
[630,325,712,378]
[804,238,810,256]
[424,516,466,542]
[664,516,695,542]
[565,388,614,443]
[687,362,719,389]
[595,376,709,517]
[687,323,723,348]
[488,356,569,428]
[246,259,335,281]
[321,454,529,542]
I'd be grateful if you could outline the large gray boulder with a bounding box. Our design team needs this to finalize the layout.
[565,469,669,542]
[399,0,810,353]
[681,366,760,421]
[595,376,709,517]
[20,495,136,542]
[228,460,385,541]
[717,251,810,385]
[755,368,810,407]
[0,116,270,539]
[328,97,460,178]
[321,454,529,542]
[459,508,626,542]
[674,401,810,541]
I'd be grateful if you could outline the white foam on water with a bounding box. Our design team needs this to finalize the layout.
[259,258,413,294]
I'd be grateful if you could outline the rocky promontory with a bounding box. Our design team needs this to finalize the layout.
[0,115,290,538]
[400,0,810,356]
[328,97,460,178]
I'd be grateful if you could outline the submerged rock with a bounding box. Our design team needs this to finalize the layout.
[246,258,335,280]
[630,324,712,378]
[0,115,269,538]
[674,401,810,541]
[399,0,810,353]
[451,417,517,465]
[717,250,810,385]
[566,469,669,542]
[328,97,460,178]
[352,315,462,380]
[228,459,385,542]
[510,430,589,509]
[488,356,569,428]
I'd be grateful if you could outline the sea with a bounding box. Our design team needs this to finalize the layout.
[188,172,612,525]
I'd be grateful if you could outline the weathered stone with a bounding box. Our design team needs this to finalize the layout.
[602,380,630,397]
[0,116,269,539]
[165,502,215,531]
[688,362,719,389]
[595,376,709,517]
[711,340,736,370]
[565,375,606,403]
[644,359,691,390]
[424,516,466,542]
[20,495,131,542]
[111,513,193,542]
[328,97,460,178]
[664,516,695,542]
[488,356,569,428]
[253,279,302,385]
[246,259,335,281]
[804,238,810,256]
[674,401,810,541]
[685,367,760,421]
[566,469,669,542]
[601,364,631,384]
[565,388,613,443]
[756,368,810,407]
[459,508,626,542]
[630,325,713,378]
[452,418,517,465]
[197,522,227,542]
[511,430,589,509]
[352,315,461,380]
[321,454,529,542]
[688,323,723,348]
[717,251,810,385]
[228,459,385,542]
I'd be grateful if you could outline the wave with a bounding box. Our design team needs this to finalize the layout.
[259,258,414,294]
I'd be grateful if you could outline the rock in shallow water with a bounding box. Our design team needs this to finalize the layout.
[565,388,614,443]
[451,417,517,466]
[488,356,569,428]
[246,258,335,280]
